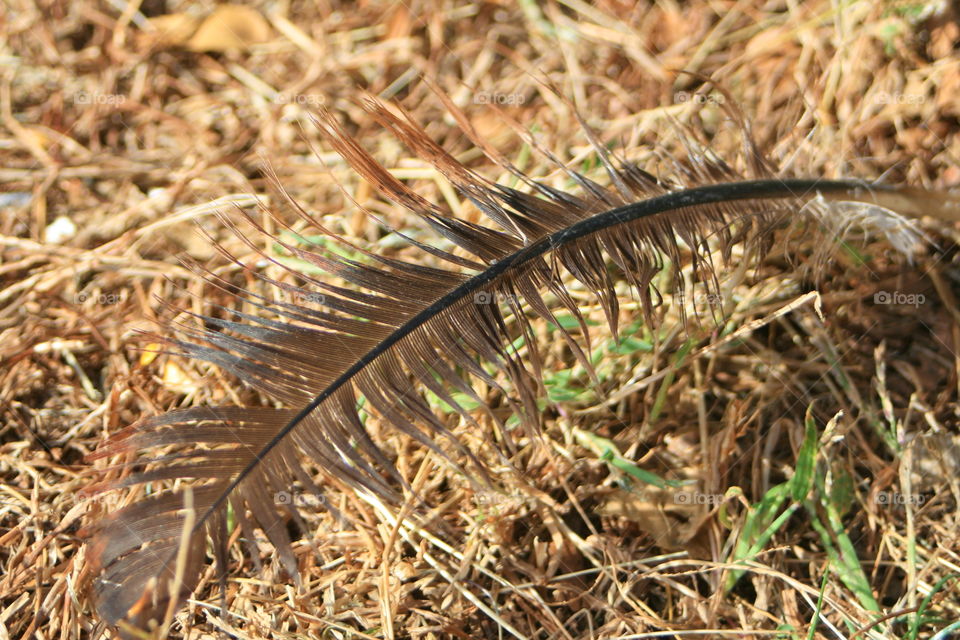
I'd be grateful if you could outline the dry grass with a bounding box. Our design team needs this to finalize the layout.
[2,1,960,638]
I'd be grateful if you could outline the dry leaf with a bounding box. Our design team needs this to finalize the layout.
[161,361,196,394]
[139,344,161,367]
[146,13,201,48]
[185,5,271,52]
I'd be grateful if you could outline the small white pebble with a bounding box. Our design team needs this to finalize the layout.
[44,216,77,243]
[147,187,172,205]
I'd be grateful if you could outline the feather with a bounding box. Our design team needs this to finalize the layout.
[81,94,959,636]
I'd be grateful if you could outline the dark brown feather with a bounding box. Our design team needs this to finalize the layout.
[81,94,955,636]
